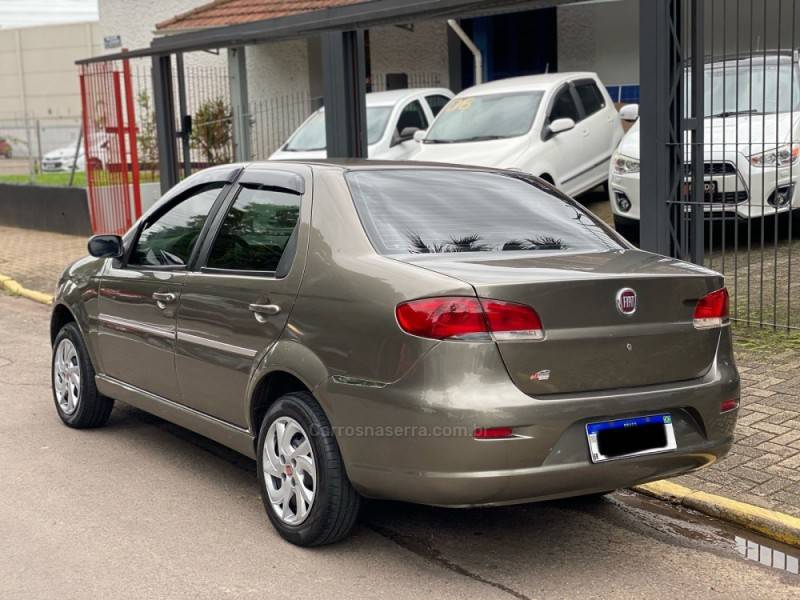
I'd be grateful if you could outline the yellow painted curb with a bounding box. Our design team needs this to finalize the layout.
[0,273,53,305]
[635,480,800,548]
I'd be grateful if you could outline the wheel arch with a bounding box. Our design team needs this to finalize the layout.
[247,340,331,442]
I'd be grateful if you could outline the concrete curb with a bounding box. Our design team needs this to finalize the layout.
[0,273,53,305]
[635,480,800,548]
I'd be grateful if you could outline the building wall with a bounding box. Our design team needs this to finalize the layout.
[557,0,639,87]
[97,0,225,69]
[0,21,101,119]
[246,39,313,101]
[369,21,450,90]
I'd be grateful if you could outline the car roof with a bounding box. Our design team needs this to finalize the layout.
[455,72,598,97]
[363,88,451,107]
[246,159,506,174]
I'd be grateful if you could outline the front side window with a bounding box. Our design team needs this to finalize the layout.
[574,81,606,117]
[347,170,621,256]
[283,106,393,151]
[396,100,428,135]
[549,87,581,122]
[130,183,223,267]
[206,185,301,273]
[424,91,544,143]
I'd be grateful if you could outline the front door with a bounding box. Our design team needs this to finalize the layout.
[174,167,309,428]
[96,182,227,400]
[544,84,593,195]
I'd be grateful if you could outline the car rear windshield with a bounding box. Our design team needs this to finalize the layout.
[346,170,622,256]
[423,91,543,143]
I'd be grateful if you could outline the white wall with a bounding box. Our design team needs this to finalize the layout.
[557,0,639,86]
[246,39,312,101]
[97,0,225,69]
[369,21,450,90]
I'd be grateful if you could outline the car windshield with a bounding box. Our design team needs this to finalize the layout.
[424,91,544,144]
[700,60,800,116]
[347,169,622,255]
[283,106,393,151]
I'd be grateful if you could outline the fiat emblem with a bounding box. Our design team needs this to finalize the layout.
[616,288,637,316]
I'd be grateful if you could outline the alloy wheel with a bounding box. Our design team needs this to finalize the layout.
[54,338,81,415]
[263,416,317,525]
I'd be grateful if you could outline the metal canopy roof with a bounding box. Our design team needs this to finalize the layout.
[77,0,579,64]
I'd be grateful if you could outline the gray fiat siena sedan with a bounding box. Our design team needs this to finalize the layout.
[50,161,739,546]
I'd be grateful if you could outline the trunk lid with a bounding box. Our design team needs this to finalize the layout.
[404,249,724,396]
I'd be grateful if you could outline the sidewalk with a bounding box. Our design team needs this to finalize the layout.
[1,224,799,518]
[0,225,87,294]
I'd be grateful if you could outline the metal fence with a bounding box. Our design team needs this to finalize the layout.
[665,0,800,331]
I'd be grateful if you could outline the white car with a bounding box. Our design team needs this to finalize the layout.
[270,88,453,161]
[41,134,110,172]
[411,73,624,197]
[610,53,800,237]
[41,144,86,172]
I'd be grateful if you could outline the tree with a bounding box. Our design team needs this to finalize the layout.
[136,90,158,179]
[191,98,232,166]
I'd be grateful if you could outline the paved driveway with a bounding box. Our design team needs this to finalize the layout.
[0,295,796,599]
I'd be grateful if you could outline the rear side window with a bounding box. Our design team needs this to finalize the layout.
[425,94,451,117]
[206,185,300,273]
[549,87,580,122]
[346,170,621,255]
[574,81,606,117]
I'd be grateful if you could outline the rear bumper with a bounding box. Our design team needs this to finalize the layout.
[319,330,739,507]
[348,436,732,507]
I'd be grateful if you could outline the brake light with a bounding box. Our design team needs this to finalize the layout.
[395,297,544,341]
[693,288,730,330]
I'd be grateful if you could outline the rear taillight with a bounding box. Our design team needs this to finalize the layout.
[395,297,544,341]
[693,288,730,330]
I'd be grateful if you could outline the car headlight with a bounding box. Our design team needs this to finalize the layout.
[749,144,800,168]
[612,154,640,174]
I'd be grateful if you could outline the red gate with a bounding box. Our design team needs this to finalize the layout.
[79,60,142,235]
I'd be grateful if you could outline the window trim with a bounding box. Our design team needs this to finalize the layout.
[391,99,429,146]
[195,181,303,279]
[121,181,232,272]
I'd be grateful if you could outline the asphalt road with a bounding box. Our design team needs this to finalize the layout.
[1,294,797,599]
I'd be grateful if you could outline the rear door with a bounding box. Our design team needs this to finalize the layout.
[174,166,310,427]
[97,181,229,400]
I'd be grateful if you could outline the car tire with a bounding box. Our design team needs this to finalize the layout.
[52,323,114,428]
[256,391,360,546]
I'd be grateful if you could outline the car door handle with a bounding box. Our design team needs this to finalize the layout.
[152,292,177,309]
[249,303,281,322]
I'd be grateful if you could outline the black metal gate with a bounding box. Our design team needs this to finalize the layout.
[642,0,800,332]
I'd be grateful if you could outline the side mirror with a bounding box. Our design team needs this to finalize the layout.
[395,126,420,144]
[619,103,639,122]
[413,129,427,143]
[88,234,124,259]
[547,118,576,136]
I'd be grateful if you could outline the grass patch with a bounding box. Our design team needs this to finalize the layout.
[732,323,800,354]
[0,171,160,187]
